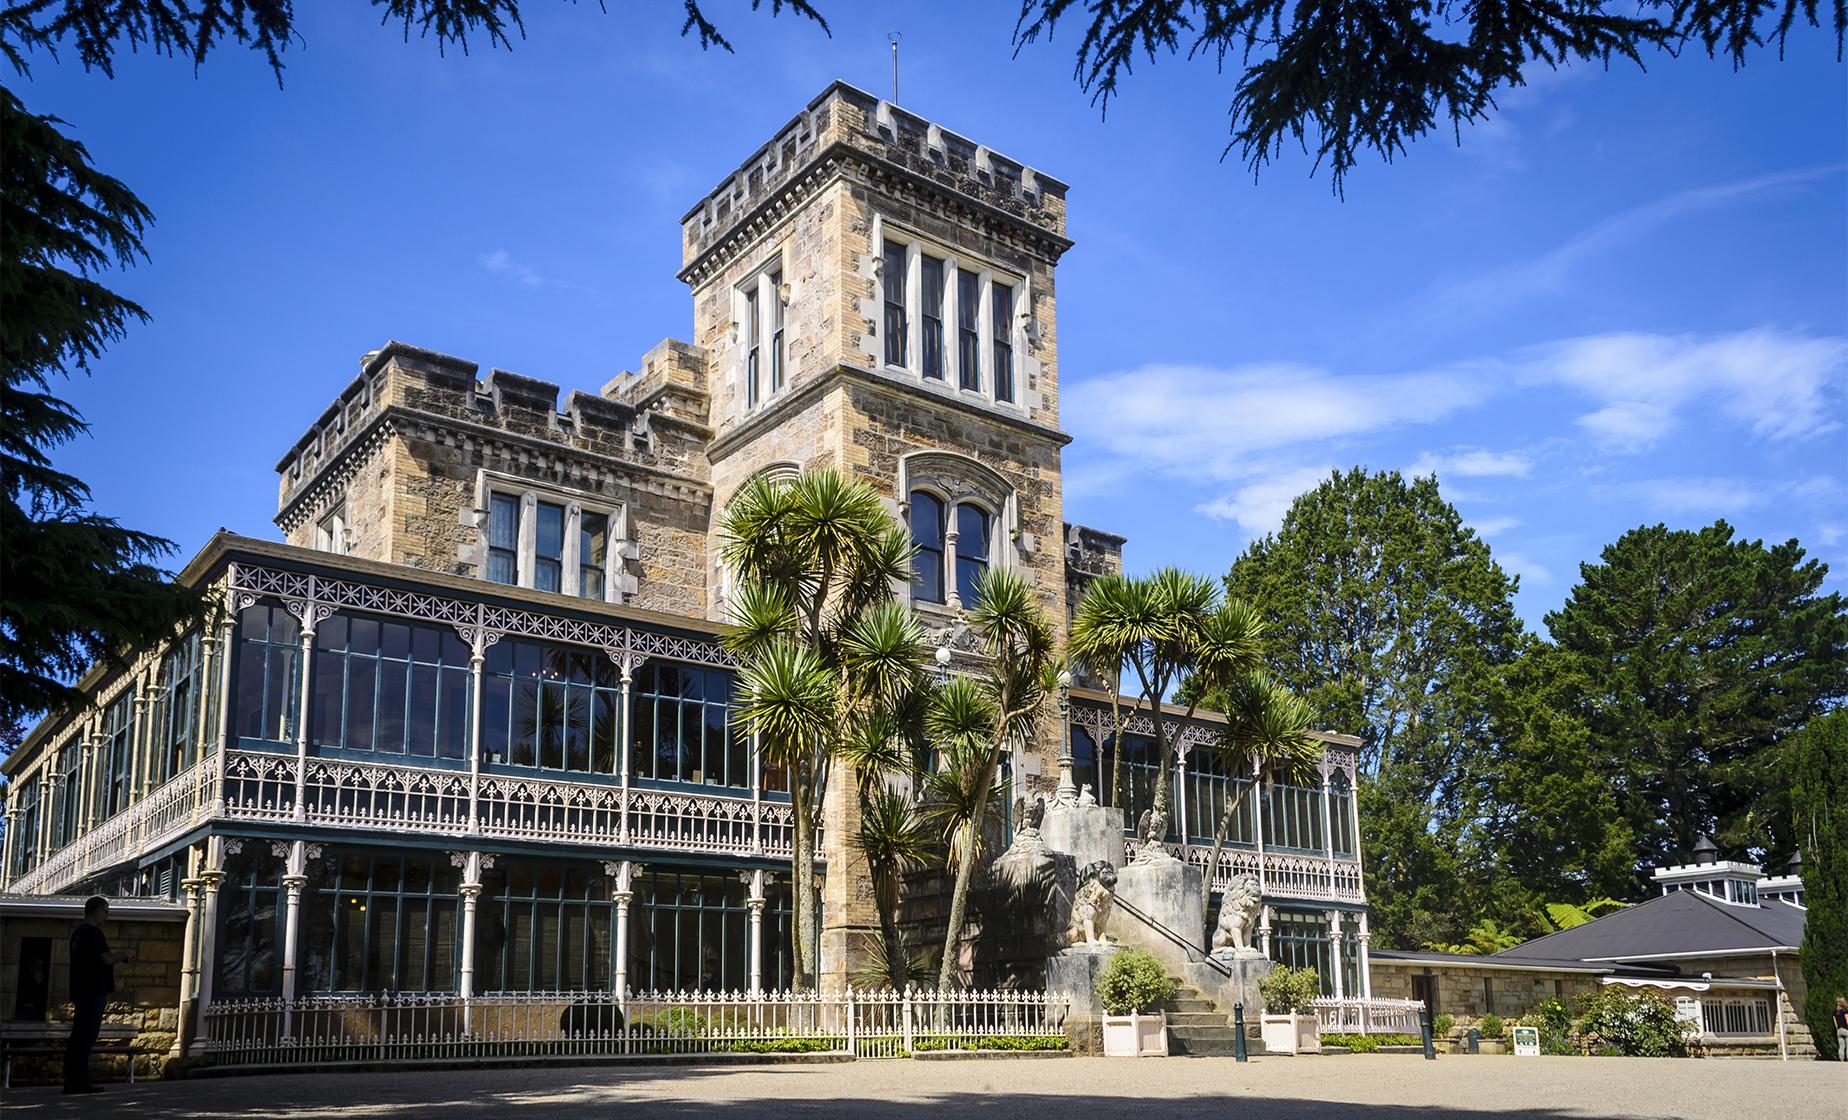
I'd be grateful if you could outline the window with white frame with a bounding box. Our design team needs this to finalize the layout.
[315,499,347,555]
[738,260,788,411]
[481,482,623,602]
[879,231,1022,405]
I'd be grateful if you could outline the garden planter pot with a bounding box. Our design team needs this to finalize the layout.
[1101,1012,1168,1057]
[1260,1013,1321,1055]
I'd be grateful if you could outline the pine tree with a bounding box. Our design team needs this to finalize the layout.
[1546,522,1848,878]
[1224,468,1526,946]
[1,85,202,728]
[1790,712,1846,1060]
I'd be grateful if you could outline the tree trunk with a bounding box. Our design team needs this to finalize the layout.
[1202,780,1255,941]
[791,754,815,991]
[937,745,1000,991]
[878,883,907,991]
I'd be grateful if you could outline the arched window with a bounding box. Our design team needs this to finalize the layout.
[909,491,946,604]
[954,502,991,607]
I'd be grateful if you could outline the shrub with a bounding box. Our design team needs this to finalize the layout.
[913,1035,1068,1052]
[1320,1032,1422,1052]
[1480,1013,1504,1039]
[1574,988,1692,1057]
[1257,965,1321,1015]
[715,1038,837,1054]
[1097,949,1175,1014]
[1433,1013,1455,1038]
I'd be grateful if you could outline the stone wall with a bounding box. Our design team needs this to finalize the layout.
[1370,960,1601,1023]
[276,341,715,619]
[0,900,187,1084]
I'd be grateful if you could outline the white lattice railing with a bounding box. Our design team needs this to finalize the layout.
[1311,997,1425,1036]
[220,749,797,858]
[1124,839,1365,904]
[8,758,219,896]
[197,988,1069,1066]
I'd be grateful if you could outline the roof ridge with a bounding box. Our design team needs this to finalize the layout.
[1683,888,1782,946]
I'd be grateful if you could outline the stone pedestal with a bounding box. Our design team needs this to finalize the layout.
[1041,803,1125,870]
[1191,951,1274,1018]
[1046,943,1120,1019]
[1104,851,1206,977]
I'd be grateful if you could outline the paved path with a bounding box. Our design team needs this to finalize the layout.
[6,1054,1842,1119]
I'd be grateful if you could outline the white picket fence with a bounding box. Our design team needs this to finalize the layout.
[197,988,1070,1066]
[1310,997,1426,1036]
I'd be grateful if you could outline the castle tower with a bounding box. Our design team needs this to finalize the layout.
[679,83,1077,980]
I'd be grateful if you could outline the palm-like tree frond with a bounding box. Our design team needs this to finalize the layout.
[838,600,927,711]
[722,580,800,658]
[736,641,836,768]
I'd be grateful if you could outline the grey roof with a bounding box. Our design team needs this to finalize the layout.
[1496,890,1805,964]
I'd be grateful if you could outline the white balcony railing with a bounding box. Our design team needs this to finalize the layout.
[197,987,1071,1066]
[1310,997,1425,1036]
[6,758,220,897]
[1125,839,1366,904]
[9,750,799,898]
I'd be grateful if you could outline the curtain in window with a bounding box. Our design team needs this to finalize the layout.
[487,494,519,584]
[882,241,908,367]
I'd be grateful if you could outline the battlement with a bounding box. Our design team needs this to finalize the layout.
[275,339,712,534]
[680,81,1069,276]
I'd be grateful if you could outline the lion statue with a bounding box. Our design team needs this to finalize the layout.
[1066,860,1119,947]
[1210,873,1263,955]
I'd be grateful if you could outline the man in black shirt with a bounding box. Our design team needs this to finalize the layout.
[64,896,136,1094]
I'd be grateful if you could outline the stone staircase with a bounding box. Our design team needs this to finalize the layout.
[1161,983,1264,1057]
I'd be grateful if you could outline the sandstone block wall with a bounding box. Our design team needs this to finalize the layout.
[0,912,186,1084]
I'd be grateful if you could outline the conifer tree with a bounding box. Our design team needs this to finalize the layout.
[0,86,201,728]
[1789,712,1846,1061]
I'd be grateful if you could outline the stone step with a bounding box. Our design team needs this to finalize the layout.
[1162,999,1217,1013]
[1164,1014,1234,1029]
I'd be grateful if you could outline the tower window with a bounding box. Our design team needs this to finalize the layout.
[533,501,566,593]
[487,494,519,586]
[954,503,991,607]
[744,284,760,408]
[882,241,908,367]
[909,491,945,604]
[769,268,786,393]
[880,233,1021,406]
[920,254,945,380]
[482,485,621,601]
[579,512,609,601]
[957,268,981,391]
[992,282,1015,403]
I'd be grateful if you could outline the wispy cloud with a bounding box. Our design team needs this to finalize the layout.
[1471,515,1522,539]
[1496,551,1555,587]
[1409,447,1534,479]
[1527,329,1848,451]
[1415,165,1845,322]
[1610,477,1770,517]
[479,249,544,287]
[1195,465,1336,535]
[1065,363,1491,486]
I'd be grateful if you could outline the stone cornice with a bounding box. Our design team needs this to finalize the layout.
[705,362,1072,466]
[274,404,714,532]
[678,139,1075,289]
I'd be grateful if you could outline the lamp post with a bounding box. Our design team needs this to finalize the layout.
[935,641,952,684]
[1055,668,1077,807]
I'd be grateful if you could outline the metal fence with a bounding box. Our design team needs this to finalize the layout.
[1310,997,1425,1035]
[197,988,1070,1066]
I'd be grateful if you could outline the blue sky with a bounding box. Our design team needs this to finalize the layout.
[14,2,1846,630]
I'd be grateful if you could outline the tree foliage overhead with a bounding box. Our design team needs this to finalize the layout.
[4,0,1833,189]
[1545,521,1848,874]
[0,85,201,727]
[0,0,830,80]
[1014,0,1844,188]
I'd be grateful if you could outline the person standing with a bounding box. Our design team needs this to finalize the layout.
[64,896,136,1095]
[1834,996,1848,1062]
